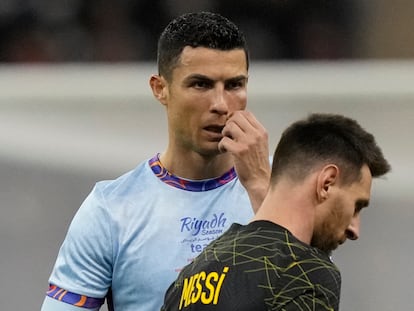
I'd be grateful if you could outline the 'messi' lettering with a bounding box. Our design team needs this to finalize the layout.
[179,267,229,309]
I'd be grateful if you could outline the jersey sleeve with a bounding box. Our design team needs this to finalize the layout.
[276,258,341,311]
[43,184,114,309]
[281,292,338,311]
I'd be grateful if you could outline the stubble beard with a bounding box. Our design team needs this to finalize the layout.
[311,203,344,254]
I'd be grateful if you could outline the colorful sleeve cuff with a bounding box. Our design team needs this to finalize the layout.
[46,284,105,309]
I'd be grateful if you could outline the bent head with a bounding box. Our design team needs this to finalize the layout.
[271,113,391,253]
[311,163,372,253]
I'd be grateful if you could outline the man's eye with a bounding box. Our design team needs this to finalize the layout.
[354,201,368,215]
[192,81,211,88]
[226,81,244,90]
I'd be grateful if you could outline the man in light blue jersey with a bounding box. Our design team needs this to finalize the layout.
[41,12,270,311]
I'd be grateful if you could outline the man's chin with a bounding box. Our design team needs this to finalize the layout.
[311,240,338,254]
[197,145,223,157]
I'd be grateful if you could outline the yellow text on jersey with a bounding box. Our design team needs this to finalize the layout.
[179,266,229,309]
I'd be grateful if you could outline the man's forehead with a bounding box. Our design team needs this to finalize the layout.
[178,47,246,67]
[352,165,372,197]
[171,48,247,80]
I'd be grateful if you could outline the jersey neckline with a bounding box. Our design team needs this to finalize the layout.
[148,154,237,192]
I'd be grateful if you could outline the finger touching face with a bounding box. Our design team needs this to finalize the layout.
[218,111,268,152]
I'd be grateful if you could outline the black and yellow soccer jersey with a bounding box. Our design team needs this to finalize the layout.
[161,220,341,311]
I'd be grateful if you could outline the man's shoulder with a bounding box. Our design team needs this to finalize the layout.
[94,158,153,193]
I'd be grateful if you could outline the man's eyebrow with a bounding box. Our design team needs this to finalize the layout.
[183,74,248,83]
[225,75,248,83]
[184,74,213,82]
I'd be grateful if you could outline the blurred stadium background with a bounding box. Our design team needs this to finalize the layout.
[0,1,413,310]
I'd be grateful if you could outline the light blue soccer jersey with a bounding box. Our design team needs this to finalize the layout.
[42,154,254,311]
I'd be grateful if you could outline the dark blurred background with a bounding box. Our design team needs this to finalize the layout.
[0,0,413,63]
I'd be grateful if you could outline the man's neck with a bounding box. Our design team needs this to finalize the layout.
[252,181,316,245]
[159,150,233,180]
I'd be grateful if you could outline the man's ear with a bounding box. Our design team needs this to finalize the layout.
[149,74,168,106]
[316,164,339,202]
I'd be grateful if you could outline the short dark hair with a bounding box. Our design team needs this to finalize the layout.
[157,11,249,81]
[270,113,391,185]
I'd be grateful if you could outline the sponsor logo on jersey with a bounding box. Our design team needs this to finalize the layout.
[180,213,227,236]
[179,266,229,309]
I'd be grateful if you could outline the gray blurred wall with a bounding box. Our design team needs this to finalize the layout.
[0,62,413,310]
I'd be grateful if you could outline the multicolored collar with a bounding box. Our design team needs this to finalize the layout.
[148,154,237,191]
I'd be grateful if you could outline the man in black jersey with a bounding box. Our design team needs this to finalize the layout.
[161,113,391,311]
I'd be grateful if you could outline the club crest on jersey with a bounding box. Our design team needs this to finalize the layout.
[178,266,229,309]
[180,213,227,236]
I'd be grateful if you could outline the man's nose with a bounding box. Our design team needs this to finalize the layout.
[211,87,229,114]
[346,215,360,241]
